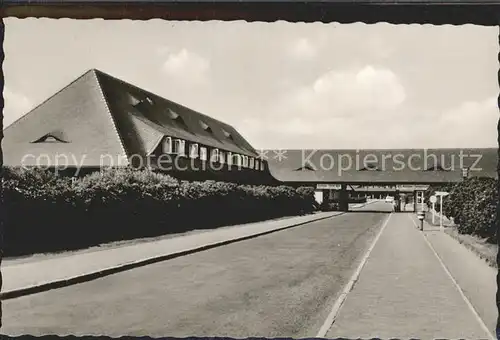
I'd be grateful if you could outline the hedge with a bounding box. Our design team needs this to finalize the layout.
[426,177,498,243]
[2,167,317,257]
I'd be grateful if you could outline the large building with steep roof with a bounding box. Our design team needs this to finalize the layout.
[3,68,498,192]
[3,69,275,184]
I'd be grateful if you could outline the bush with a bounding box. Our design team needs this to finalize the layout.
[429,177,498,243]
[2,167,317,256]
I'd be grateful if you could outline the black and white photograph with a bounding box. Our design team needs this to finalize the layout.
[0,18,498,339]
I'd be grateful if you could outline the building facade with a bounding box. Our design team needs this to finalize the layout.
[3,69,277,185]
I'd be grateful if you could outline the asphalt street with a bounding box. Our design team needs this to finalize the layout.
[1,202,392,337]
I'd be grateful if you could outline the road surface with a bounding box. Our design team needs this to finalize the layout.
[1,202,391,337]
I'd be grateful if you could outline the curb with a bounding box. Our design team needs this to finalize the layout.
[1,212,345,300]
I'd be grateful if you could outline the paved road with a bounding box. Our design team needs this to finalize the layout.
[1,202,391,337]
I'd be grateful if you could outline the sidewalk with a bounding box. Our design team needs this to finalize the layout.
[417,216,498,333]
[2,211,342,297]
[326,212,494,339]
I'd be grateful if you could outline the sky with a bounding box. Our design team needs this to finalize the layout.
[4,19,499,150]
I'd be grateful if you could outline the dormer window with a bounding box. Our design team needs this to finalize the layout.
[425,163,448,171]
[189,143,199,158]
[31,133,68,144]
[166,108,189,130]
[359,162,379,171]
[200,121,213,134]
[132,96,154,110]
[167,108,180,119]
[126,93,141,106]
[295,162,317,171]
[222,128,234,140]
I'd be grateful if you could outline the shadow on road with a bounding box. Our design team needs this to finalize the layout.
[348,209,391,214]
[0,337,355,340]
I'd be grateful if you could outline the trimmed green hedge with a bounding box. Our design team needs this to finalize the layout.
[426,177,497,243]
[2,167,317,256]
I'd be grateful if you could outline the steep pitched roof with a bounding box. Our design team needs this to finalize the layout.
[266,148,497,184]
[3,70,129,167]
[95,69,258,158]
[3,69,259,168]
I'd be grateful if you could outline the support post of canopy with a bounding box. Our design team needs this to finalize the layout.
[413,189,417,212]
[339,184,349,212]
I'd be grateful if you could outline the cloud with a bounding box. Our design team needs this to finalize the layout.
[161,48,210,85]
[288,38,318,60]
[239,66,408,148]
[431,97,498,147]
[3,87,32,127]
[274,66,406,121]
[240,68,496,150]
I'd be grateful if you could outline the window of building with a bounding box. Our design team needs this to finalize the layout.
[221,128,234,141]
[425,163,448,171]
[163,136,173,153]
[227,152,233,165]
[200,120,213,134]
[200,147,208,161]
[31,133,68,143]
[255,160,260,170]
[219,151,226,164]
[242,155,249,168]
[167,108,189,130]
[167,108,180,120]
[173,139,185,155]
[127,92,141,106]
[190,143,199,158]
[233,154,242,167]
[359,162,379,171]
[260,162,265,171]
[211,148,220,162]
[145,96,154,105]
[249,157,255,168]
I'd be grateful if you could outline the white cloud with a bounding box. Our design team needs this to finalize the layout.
[271,65,406,121]
[432,97,498,147]
[161,48,210,85]
[3,87,32,127]
[242,69,497,149]
[289,38,318,60]
[239,65,408,148]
